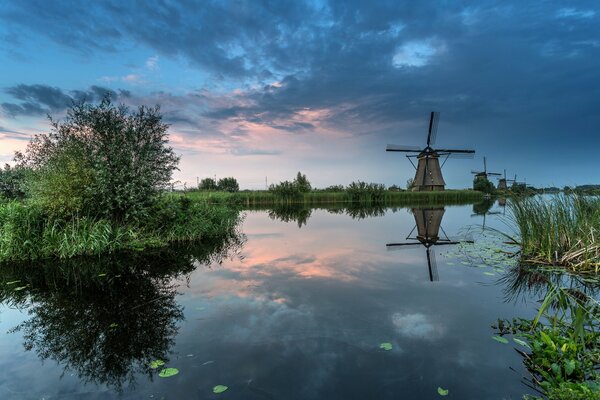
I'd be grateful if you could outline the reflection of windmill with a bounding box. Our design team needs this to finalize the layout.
[387,208,470,281]
[496,170,515,190]
[471,157,501,181]
[386,112,475,191]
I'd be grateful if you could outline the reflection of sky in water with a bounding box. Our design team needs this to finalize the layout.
[0,203,539,399]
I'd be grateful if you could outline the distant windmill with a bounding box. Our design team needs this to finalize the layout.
[471,157,501,181]
[386,208,472,281]
[496,169,516,190]
[386,112,475,191]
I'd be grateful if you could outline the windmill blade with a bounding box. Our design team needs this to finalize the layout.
[427,248,439,282]
[445,152,475,159]
[487,172,502,176]
[471,170,484,174]
[483,157,487,172]
[386,144,422,152]
[386,242,423,250]
[427,111,440,146]
[436,148,476,153]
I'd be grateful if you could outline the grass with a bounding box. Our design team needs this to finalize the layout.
[507,195,600,273]
[0,197,241,261]
[182,189,484,207]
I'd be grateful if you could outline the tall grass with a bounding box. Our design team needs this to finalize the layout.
[508,194,600,273]
[0,198,241,261]
[184,189,483,207]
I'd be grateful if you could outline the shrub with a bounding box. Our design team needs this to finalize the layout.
[198,178,218,191]
[269,180,301,199]
[16,98,179,222]
[293,171,311,193]
[217,177,239,192]
[473,177,495,194]
[0,164,28,200]
[346,181,386,203]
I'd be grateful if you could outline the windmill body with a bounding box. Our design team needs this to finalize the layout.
[496,169,514,190]
[471,157,501,182]
[386,112,474,191]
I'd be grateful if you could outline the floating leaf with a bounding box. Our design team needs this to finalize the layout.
[98,273,107,277]
[5,280,20,285]
[513,338,529,348]
[492,335,509,344]
[195,306,205,311]
[379,342,393,351]
[150,359,165,369]
[437,387,449,396]
[483,272,495,276]
[13,286,28,291]
[159,368,179,378]
[213,385,228,393]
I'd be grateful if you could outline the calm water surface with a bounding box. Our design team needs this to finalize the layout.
[0,201,549,399]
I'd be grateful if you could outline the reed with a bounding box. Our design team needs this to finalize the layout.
[508,194,600,273]
[183,189,483,207]
[0,198,241,261]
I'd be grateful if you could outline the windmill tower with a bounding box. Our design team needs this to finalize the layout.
[471,157,501,181]
[386,208,472,281]
[497,170,508,190]
[386,112,475,191]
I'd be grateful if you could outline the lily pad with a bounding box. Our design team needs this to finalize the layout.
[158,367,179,378]
[492,335,509,344]
[150,359,165,369]
[483,272,495,276]
[379,342,393,351]
[213,385,228,393]
[437,387,449,396]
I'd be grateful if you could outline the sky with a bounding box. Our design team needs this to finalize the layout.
[0,1,599,189]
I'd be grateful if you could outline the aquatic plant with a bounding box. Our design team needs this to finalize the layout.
[508,194,600,273]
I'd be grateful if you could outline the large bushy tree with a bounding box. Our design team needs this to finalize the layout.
[198,177,218,191]
[16,98,179,221]
[0,164,28,200]
[217,177,239,192]
[293,171,311,192]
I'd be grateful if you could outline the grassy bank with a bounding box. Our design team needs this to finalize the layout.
[0,197,240,261]
[508,195,600,273]
[183,189,484,207]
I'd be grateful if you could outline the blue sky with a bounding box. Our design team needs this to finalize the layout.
[1,1,599,189]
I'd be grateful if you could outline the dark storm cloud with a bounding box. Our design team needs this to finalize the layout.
[1,84,121,117]
[1,1,599,145]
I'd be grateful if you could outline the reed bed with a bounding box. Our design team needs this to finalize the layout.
[183,189,483,207]
[0,198,240,261]
[508,194,600,273]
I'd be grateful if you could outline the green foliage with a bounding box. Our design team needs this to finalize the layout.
[388,184,402,192]
[198,178,218,191]
[293,171,311,193]
[217,177,239,192]
[509,194,600,272]
[17,98,180,222]
[345,181,386,203]
[0,197,240,261]
[494,284,600,399]
[0,164,28,200]
[473,176,495,194]
[406,178,415,190]
[322,185,344,192]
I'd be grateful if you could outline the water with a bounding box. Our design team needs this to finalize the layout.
[0,201,557,399]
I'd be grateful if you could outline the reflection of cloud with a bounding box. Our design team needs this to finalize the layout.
[391,312,446,340]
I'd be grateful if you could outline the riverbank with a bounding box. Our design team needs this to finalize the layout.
[0,196,241,262]
[182,189,484,206]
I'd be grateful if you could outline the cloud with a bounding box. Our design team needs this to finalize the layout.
[1,84,121,117]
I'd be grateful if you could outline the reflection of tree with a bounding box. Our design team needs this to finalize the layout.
[344,204,386,219]
[0,234,244,391]
[268,205,313,227]
[472,197,495,215]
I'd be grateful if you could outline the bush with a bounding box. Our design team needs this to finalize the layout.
[293,172,311,193]
[198,178,218,191]
[346,181,386,203]
[473,177,495,194]
[217,177,239,192]
[269,180,301,199]
[16,98,179,222]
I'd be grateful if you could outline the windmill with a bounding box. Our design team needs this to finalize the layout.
[497,169,511,190]
[471,157,501,181]
[386,208,472,281]
[386,112,475,191]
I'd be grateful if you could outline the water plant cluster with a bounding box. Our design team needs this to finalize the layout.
[508,195,600,274]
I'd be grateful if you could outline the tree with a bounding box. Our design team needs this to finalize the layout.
[198,178,218,191]
[473,177,495,194]
[293,172,311,193]
[16,98,180,221]
[217,177,239,192]
[406,178,415,191]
